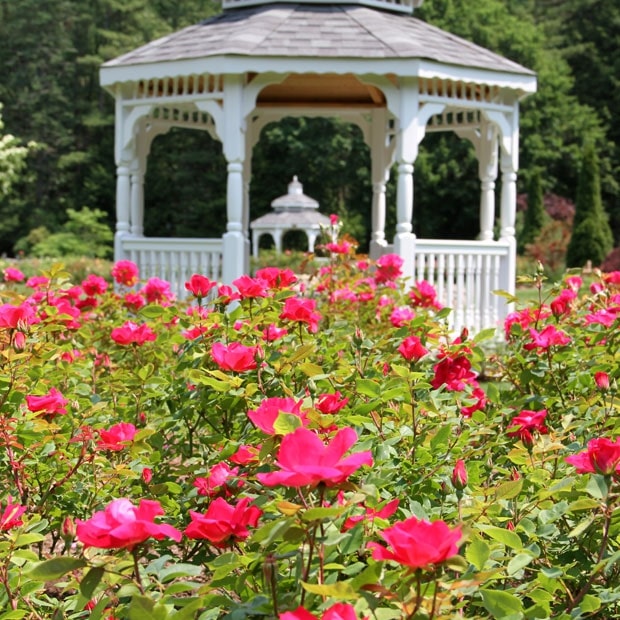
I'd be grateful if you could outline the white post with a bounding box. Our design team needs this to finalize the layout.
[369,109,391,259]
[130,162,145,237]
[221,75,247,284]
[478,122,498,242]
[498,105,520,319]
[394,78,421,283]
[115,164,131,261]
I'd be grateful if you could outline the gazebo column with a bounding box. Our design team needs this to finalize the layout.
[478,122,498,241]
[394,79,422,283]
[307,230,319,253]
[369,109,392,260]
[221,75,247,284]
[498,112,519,315]
[273,229,283,254]
[114,163,131,261]
[129,149,146,237]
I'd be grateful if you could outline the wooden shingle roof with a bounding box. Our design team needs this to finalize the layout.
[104,4,534,77]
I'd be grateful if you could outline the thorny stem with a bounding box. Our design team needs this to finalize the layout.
[132,547,145,595]
[300,485,325,606]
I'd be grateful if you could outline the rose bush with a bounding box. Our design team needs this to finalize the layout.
[0,245,619,618]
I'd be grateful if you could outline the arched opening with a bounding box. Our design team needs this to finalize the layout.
[282,229,309,253]
[251,116,372,251]
[144,128,226,238]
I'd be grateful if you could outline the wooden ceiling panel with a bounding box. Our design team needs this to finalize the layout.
[256,73,386,108]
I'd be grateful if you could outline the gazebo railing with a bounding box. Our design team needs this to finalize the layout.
[385,239,511,335]
[121,236,223,300]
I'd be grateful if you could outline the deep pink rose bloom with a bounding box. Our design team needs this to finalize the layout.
[194,462,240,497]
[566,437,620,476]
[409,280,442,309]
[76,498,181,550]
[248,397,307,435]
[460,385,487,418]
[524,325,571,351]
[604,271,620,285]
[26,275,50,289]
[81,274,108,296]
[431,355,476,391]
[141,277,174,304]
[257,427,373,488]
[97,422,137,451]
[229,444,260,465]
[595,371,610,390]
[184,497,262,546]
[0,303,38,330]
[262,323,288,342]
[123,292,146,312]
[398,335,429,362]
[368,516,461,568]
[211,341,259,372]
[281,603,363,620]
[111,321,156,346]
[3,267,25,283]
[506,409,548,449]
[342,498,399,531]
[142,468,153,484]
[374,254,403,284]
[451,459,468,490]
[255,267,297,290]
[233,275,269,299]
[279,297,321,333]
[325,241,354,254]
[390,306,415,327]
[316,392,349,415]
[185,274,217,298]
[111,260,139,287]
[584,310,617,328]
[26,387,68,419]
[0,497,26,531]
[504,306,552,339]
[550,288,576,317]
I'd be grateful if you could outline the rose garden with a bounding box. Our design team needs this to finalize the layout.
[0,229,619,619]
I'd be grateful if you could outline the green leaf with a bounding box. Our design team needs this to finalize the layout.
[507,553,534,576]
[579,594,601,613]
[11,532,45,548]
[466,537,490,570]
[0,611,28,619]
[273,411,303,435]
[80,566,105,600]
[301,580,358,599]
[139,305,167,319]
[477,525,523,550]
[479,589,524,618]
[28,557,87,581]
[429,424,452,451]
[495,479,523,501]
[298,362,324,377]
[585,474,609,499]
[301,506,345,522]
[129,594,169,620]
[356,378,381,398]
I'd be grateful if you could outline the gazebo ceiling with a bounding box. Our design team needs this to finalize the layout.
[101,3,535,94]
[256,73,387,107]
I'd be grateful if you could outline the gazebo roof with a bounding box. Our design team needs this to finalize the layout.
[102,3,534,82]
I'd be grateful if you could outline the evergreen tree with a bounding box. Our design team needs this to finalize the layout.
[519,170,546,252]
[566,144,613,268]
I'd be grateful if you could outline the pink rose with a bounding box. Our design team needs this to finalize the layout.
[26,387,68,419]
[76,498,181,550]
[211,341,259,372]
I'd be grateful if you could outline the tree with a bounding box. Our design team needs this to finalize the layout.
[0,104,31,199]
[519,170,546,252]
[566,144,613,268]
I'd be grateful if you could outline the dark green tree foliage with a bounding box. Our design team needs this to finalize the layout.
[519,170,546,252]
[566,144,613,268]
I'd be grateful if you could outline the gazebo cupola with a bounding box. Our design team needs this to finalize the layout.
[100,0,536,333]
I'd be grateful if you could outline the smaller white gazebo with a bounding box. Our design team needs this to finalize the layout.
[250,176,330,257]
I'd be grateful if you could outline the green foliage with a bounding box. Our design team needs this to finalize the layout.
[16,207,113,258]
[519,170,547,252]
[566,144,613,267]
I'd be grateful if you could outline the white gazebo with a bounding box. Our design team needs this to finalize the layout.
[99,0,536,333]
[251,176,330,257]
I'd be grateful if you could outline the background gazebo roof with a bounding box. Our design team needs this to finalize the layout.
[103,3,534,77]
